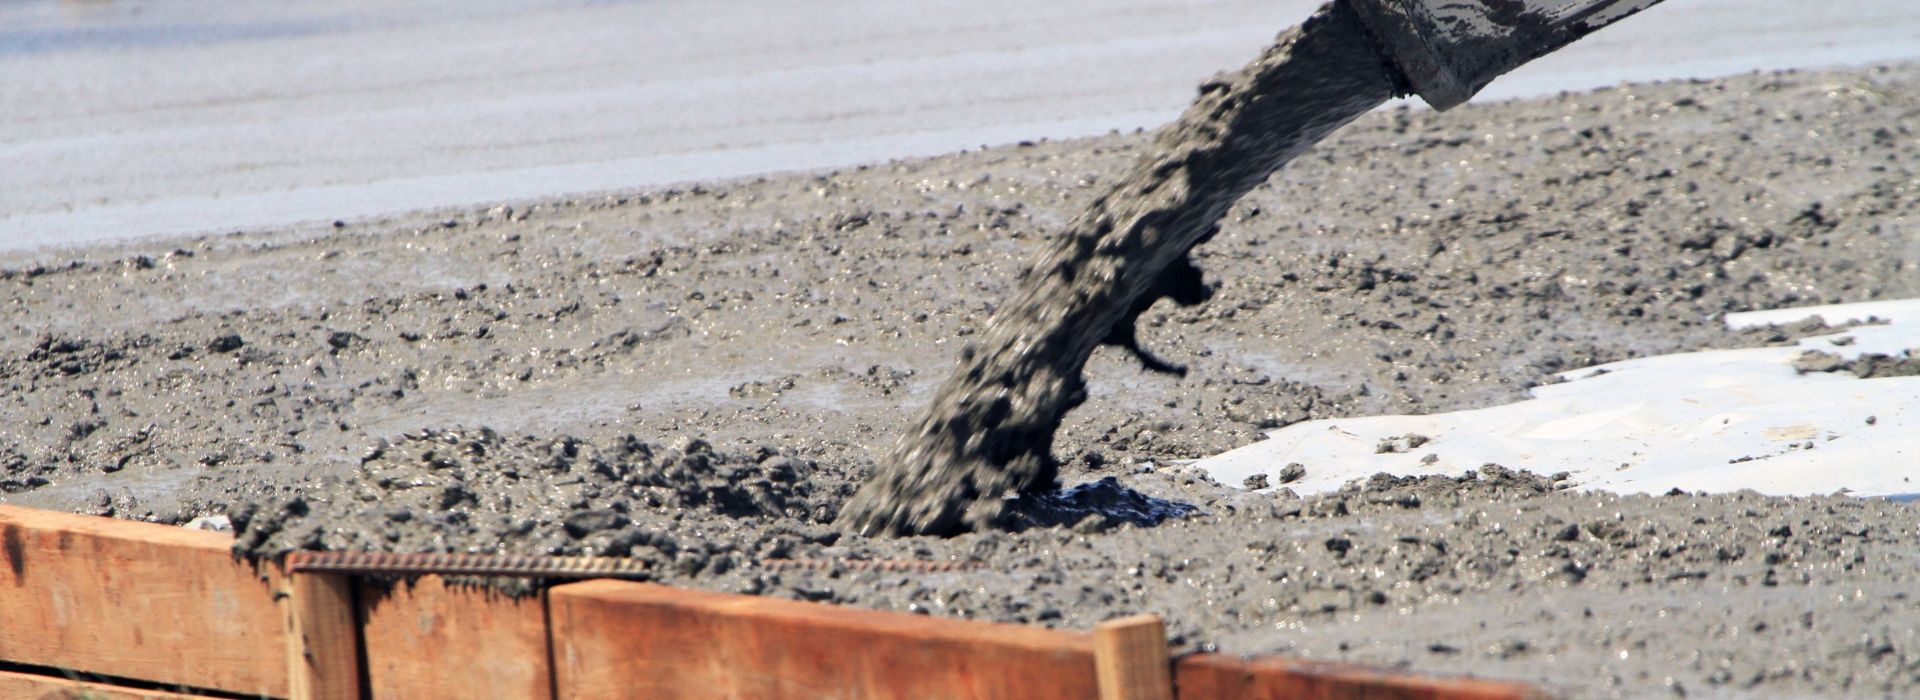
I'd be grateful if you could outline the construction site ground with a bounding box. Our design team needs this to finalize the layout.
[3,63,1918,698]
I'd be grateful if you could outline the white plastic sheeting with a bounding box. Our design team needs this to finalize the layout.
[1196,299,1920,499]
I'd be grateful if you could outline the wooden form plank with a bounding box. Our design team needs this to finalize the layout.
[550,580,1101,699]
[1094,615,1173,700]
[358,575,553,699]
[0,668,223,700]
[1174,653,1544,700]
[0,505,289,697]
[0,504,1544,700]
[286,572,360,700]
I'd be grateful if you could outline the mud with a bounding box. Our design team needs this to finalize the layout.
[842,1,1400,536]
[3,60,1918,697]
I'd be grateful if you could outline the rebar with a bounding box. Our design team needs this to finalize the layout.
[761,558,987,573]
[284,551,652,579]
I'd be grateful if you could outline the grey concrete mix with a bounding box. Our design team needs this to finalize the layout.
[3,63,1919,697]
[5,0,1918,251]
[842,0,1400,537]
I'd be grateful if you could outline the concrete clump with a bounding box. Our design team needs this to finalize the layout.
[232,428,849,573]
[1794,348,1920,378]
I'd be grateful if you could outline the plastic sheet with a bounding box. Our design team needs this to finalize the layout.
[1197,299,1920,499]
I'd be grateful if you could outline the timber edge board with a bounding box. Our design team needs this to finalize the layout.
[0,503,1547,699]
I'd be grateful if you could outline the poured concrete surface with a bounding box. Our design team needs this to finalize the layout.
[4,63,1918,697]
[5,0,1919,251]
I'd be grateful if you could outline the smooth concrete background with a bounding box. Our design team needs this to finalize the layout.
[3,0,1917,251]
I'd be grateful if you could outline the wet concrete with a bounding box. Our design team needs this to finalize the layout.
[841,0,1399,536]
[2,62,1918,697]
[7,0,1919,250]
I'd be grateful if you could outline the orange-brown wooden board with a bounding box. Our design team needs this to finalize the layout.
[287,572,360,700]
[550,580,1100,699]
[0,505,288,697]
[358,575,553,699]
[1094,614,1173,700]
[1173,653,1544,700]
[0,668,224,700]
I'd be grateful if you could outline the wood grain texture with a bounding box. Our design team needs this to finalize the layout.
[0,505,288,697]
[286,572,360,700]
[0,504,1547,700]
[0,669,222,700]
[1094,615,1172,700]
[359,575,553,699]
[550,580,1100,699]
[1173,653,1545,700]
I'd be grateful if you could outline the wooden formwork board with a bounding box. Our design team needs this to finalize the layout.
[359,576,554,699]
[287,571,361,700]
[1095,614,1174,700]
[0,503,1547,700]
[0,505,288,697]
[1174,653,1544,700]
[0,669,222,700]
[549,580,1103,699]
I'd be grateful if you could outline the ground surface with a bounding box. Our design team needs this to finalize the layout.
[3,64,1919,698]
[6,0,1918,249]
